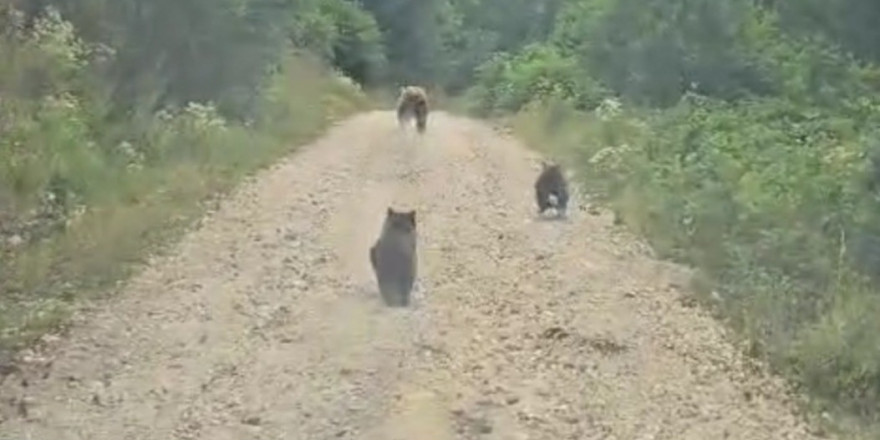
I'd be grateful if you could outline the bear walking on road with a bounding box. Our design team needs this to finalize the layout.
[534,161,570,218]
[396,86,429,134]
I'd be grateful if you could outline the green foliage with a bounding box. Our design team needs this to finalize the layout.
[11,0,380,118]
[354,0,563,91]
[0,4,367,349]
[289,0,387,85]
[468,0,880,113]
[465,44,607,115]
[357,0,447,85]
[776,0,880,65]
[439,0,563,91]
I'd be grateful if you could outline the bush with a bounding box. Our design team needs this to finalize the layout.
[465,43,608,116]
[288,0,387,85]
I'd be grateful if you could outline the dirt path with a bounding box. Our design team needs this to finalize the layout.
[0,111,827,440]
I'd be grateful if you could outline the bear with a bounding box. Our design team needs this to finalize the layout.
[369,207,418,307]
[396,85,429,134]
[534,161,570,218]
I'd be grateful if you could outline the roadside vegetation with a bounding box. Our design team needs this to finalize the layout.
[0,1,369,350]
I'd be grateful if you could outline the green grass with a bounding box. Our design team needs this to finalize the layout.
[0,55,368,351]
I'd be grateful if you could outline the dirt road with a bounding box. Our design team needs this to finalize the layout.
[0,111,827,439]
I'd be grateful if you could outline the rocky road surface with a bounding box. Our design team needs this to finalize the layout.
[0,111,828,439]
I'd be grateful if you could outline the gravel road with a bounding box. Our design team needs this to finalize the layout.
[0,111,828,440]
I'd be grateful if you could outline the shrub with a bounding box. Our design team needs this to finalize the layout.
[465,43,608,116]
[0,6,367,350]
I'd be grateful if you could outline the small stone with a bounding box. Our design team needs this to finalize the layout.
[242,416,262,426]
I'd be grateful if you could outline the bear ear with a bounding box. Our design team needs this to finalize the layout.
[387,206,394,217]
[407,210,416,226]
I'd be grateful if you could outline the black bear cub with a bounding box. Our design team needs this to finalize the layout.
[369,207,418,307]
[534,161,570,218]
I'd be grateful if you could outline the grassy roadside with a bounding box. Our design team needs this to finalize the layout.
[500,97,880,440]
[0,55,368,353]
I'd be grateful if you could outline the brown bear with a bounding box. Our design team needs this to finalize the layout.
[395,85,429,134]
